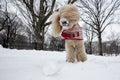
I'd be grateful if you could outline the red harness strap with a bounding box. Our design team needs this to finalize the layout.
[61,24,83,40]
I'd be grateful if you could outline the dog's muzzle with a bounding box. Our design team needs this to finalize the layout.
[60,18,69,26]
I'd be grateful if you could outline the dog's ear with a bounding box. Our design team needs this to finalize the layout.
[52,12,62,37]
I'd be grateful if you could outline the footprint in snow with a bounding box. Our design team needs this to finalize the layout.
[42,62,60,76]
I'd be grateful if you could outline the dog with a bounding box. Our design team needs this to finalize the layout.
[52,5,87,63]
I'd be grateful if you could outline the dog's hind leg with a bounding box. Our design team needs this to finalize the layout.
[75,41,87,62]
[65,41,76,63]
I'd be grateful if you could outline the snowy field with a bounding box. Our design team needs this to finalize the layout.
[0,46,120,80]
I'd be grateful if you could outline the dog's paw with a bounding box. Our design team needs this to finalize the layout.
[76,53,87,62]
[66,59,75,63]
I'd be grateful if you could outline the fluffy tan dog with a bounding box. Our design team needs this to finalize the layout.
[52,5,87,63]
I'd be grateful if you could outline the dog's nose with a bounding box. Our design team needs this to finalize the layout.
[62,21,67,25]
[60,18,69,26]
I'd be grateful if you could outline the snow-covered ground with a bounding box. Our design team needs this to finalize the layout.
[0,45,120,80]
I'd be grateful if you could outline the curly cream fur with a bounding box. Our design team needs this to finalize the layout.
[52,12,62,37]
[52,5,87,62]
[66,40,87,62]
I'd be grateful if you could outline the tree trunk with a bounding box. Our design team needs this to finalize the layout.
[98,32,103,56]
[89,42,93,54]
[36,38,44,50]
[6,25,11,48]
[34,25,44,50]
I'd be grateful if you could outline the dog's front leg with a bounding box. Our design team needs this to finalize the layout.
[65,40,76,63]
[75,40,87,62]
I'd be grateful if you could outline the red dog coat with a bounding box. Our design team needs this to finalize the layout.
[61,23,83,40]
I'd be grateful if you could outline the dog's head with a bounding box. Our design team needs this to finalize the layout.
[52,5,80,37]
[59,5,80,29]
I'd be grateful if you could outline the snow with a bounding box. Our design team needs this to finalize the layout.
[0,45,120,80]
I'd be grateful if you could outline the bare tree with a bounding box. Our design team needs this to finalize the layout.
[0,0,26,48]
[84,24,96,54]
[78,0,120,55]
[107,31,120,55]
[15,0,57,50]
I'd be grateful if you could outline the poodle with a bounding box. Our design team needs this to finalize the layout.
[52,5,87,63]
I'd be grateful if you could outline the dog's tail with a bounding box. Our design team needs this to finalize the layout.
[52,12,62,37]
